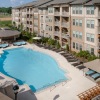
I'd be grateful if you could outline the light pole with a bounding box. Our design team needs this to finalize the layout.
[13,85,19,100]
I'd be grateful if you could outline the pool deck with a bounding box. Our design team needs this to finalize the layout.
[0,43,96,100]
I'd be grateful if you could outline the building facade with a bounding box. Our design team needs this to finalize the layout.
[12,0,100,56]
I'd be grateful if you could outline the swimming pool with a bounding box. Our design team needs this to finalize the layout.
[0,47,67,92]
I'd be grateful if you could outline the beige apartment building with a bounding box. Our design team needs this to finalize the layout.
[12,0,100,56]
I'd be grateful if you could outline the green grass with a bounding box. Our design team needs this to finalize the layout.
[0,20,12,27]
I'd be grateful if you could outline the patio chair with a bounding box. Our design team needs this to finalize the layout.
[85,69,96,76]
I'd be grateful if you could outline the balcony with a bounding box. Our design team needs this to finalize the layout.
[62,33,70,39]
[34,16,38,20]
[55,21,60,26]
[62,12,69,16]
[61,22,69,28]
[34,24,38,27]
[54,12,60,15]
[54,31,60,36]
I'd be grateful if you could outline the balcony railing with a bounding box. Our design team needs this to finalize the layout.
[62,33,70,39]
[61,22,69,28]
[54,31,60,36]
[62,12,69,16]
[54,12,60,15]
[34,24,38,27]
[98,12,100,16]
[34,17,38,19]
[55,21,60,26]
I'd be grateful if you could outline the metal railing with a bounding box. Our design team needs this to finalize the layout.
[61,22,69,27]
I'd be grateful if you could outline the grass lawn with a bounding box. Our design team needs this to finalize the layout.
[0,20,12,27]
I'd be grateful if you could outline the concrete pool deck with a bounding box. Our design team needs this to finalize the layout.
[0,43,96,100]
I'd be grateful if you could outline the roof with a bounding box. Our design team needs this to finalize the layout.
[13,1,37,9]
[39,0,74,8]
[0,92,13,100]
[84,59,100,73]
[70,0,90,5]
[85,0,100,6]
[0,29,20,38]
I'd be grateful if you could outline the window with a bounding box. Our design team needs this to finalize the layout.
[91,48,94,55]
[79,7,82,14]
[86,20,90,28]
[79,32,82,39]
[73,31,75,37]
[76,19,79,26]
[79,20,82,26]
[86,33,94,42]
[73,19,82,27]
[73,42,75,48]
[86,33,90,41]
[72,7,75,14]
[76,7,78,14]
[91,7,94,14]
[91,20,94,28]
[72,6,82,14]
[73,19,75,25]
[48,7,53,13]
[86,7,94,15]
[76,43,78,50]
[91,34,94,42]
[76,31,79,38]
[86,20,94,28]
[79,44,82,51]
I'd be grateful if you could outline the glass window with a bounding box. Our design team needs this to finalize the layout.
[91,20,94,28]
[73,42,75,48]
[86,33,90,41]
[79,44,82,51]
[91,34,94,42]
[72,7,75,14]
[86,7,90,14]
[76,7,78,14]
[79,7,82,14]
[86,20,90,28]
[91,48,94,55]
[73,19,75,25]
[76,31,79,38]
[76,19,79,26]
[76,43,78,50]
[91,7,94,14]
[79,32,82,39]
[73,31,76,37]
[79,20,82,26]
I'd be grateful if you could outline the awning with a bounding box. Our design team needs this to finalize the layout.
[32,37,41,40]
[84,59,100,73]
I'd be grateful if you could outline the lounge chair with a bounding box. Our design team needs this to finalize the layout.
[77,65,86,70]
[85,70,96,76]
[55,49,64,52]
[91,73,100,80]
[64,54,73,57]
[67,58,78,62]
[72,61,83,67]
[0,43,9,48]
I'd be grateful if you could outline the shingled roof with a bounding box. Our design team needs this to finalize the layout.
[70,0,90,5]
[85,0,100,6]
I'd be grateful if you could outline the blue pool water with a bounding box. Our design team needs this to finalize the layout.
[0,47,67,92]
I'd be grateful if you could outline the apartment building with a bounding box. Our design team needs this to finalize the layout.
[12,0,100,56]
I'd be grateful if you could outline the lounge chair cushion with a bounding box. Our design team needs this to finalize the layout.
[86,70,95,75]
[91,73,100,79]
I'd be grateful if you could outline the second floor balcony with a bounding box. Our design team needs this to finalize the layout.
[62,33,70,39]
[62,12,69,16]
[54,31,60,36]
[61,22,69,28]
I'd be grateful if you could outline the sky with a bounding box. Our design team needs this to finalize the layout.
[0,0,34,7]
